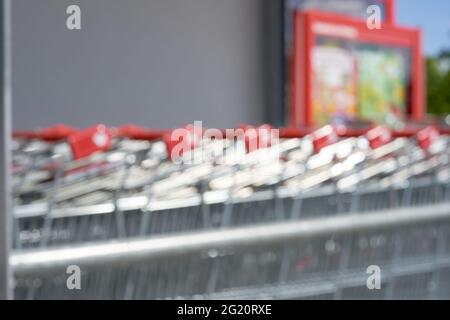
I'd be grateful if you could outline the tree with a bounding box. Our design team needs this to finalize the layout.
[426,49,450,116]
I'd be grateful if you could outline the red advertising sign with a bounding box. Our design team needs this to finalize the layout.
[290,10,424,128]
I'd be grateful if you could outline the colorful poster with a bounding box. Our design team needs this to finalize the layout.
[311,36,410,126]
[312,46,358,125]
[357,49,408,124]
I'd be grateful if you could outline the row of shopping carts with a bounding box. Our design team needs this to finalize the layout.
[10,121,450,299]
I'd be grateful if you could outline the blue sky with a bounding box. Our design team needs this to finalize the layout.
[397,0,450,56]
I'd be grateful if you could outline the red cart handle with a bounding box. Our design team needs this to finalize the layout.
[311,125,339,153]
[417,126,440,152]
[115,124,169,141]
[366,126,393,149]
[68,124,113,160]
[13,124,78,142]
[163,124,203,160]
[236,124,277,153]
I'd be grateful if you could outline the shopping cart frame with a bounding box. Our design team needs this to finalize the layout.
[11,201,450,300]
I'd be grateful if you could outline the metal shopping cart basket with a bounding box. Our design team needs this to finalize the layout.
[10,122,450,299]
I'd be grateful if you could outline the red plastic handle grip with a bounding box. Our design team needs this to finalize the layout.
[163,124,202,160]
[68,124,113,160]
[417,126,440,152]
[116,124,168,141]
[236,124,277,153]
[13,124,77,142]
[366,126,393,149]
[311,126,338,153]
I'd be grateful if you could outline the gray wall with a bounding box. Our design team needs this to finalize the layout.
[12,0,274,129]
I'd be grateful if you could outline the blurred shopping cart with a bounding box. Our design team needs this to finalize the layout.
[9,122,450,299]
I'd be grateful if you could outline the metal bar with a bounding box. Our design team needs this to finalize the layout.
[202,255,450,300]
[14,178,444,219]
[18,124,450,141]
[0,0,12,300]
[11,202,450,277]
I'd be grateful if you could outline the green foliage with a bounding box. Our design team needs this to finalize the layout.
[426,50,450,115]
